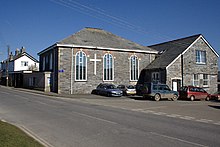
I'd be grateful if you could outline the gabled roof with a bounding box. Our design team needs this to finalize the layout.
[3,52,39,63]
[38,27,157,55]
[145,34,219,69]
[14,52,39,63]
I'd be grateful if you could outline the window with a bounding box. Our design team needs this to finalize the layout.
[103,53,113,81]
[152,72,159,83]
[75,51,87,81]
[21,61,28,67]
[46,55,49,68]
[43,56,45,71]
[49,53,53,70]
[130,55,139,81]
[193,74,199,87]
[196,50,206,64]
[29,77,35,86]
[203,74,209,87]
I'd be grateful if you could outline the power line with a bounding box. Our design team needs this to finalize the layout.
[50,0,196,47]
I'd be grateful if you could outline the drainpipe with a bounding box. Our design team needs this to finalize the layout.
[70,48,73,94]
[181,54,184,87]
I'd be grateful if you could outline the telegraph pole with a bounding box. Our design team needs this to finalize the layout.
[6,45,10,86]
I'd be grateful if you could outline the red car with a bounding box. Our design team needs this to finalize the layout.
[178,86,210,101]
[211,92,220,101]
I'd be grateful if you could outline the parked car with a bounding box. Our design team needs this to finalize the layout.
[117,85,136,96]
[92,83,123,97]
[178,86,210,101]
[136,82,179,101]
[210,91,220,101]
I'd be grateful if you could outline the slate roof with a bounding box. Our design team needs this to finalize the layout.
[57,27,155,52]
[13,52,39,63]
[145,34,201,69]
[2,52,39,63]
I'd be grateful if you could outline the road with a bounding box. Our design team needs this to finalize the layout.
[0,86,220,147]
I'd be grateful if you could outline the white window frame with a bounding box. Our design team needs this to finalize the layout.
[75,50,87,81]
[203,74,209,87]
[193,74,199,87]
[152,72,160,83]
[130,55,139,81]
[196,50,206,64]
[21,61,28,67]
[103,53,114,81]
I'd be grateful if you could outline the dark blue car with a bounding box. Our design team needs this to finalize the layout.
[92,83,123,97]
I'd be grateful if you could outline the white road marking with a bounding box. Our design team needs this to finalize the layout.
[131,108,144,111]
[179,116,195,120]
[152,112,167,115]
[142,110,155,113]
[145,106,167,109]
[196,119,213,123]
[150,132,208,147]
[73,111,117,125]
[166,114,182,118]
[213,122,220,125]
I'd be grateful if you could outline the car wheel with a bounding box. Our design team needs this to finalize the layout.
[190,95,195,101]
[172,95,178,101]
[206,96,210,101]
[107,93,111,97]
[154,94,161,101]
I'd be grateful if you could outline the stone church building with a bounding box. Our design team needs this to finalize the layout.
[38,28,157,94]
[38,28,218,94]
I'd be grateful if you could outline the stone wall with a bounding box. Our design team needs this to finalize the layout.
[57,47,154,94]
[23,71,51,92]
[167,37,218,93]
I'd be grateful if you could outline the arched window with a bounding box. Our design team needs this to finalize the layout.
[75,50,87,81]
[103,53,113,81]
[130,55,139,81]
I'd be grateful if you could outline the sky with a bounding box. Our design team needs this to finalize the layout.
[0,0,220,65]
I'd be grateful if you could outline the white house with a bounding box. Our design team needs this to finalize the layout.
[0,47,39,87]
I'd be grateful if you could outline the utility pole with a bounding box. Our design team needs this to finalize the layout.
[6,45,10,86]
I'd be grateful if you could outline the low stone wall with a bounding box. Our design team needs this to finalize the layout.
[23,71,51,92]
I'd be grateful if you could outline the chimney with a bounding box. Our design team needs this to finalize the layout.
[20,46,26,53]
[15,48,19,56]
[9,52,13,61]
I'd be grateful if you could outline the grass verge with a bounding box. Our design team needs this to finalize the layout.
[0,120,44,147]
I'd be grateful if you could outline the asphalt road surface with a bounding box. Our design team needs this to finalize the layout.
[0,86,220,147]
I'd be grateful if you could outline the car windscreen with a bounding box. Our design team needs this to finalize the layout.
[107,85,117,89]
[127,85,135,89]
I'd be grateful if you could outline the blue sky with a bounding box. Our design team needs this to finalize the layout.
[0,0,220,65]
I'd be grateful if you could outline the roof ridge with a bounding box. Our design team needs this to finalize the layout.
[149,34,201,47]
[57,27,156,52]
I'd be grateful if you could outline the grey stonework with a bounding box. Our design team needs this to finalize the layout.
[57,47,154,94]
[138,36,218,94]
[38,33,218,95]
[166,38,218,93]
